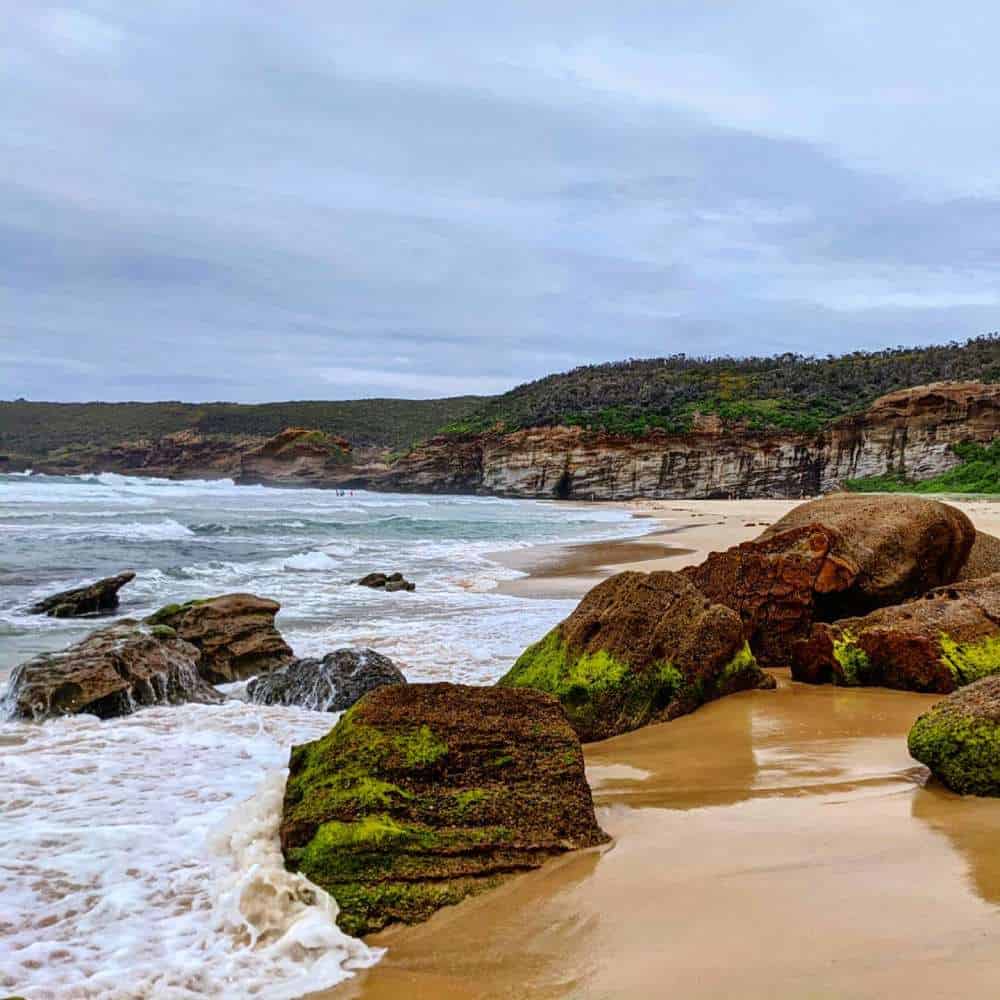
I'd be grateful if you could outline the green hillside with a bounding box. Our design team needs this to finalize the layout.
[444,335,1000,436]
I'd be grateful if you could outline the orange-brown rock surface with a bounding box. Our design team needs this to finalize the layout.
[684,495,975,665]
[791,573,1000,691]
[145,593,293,683]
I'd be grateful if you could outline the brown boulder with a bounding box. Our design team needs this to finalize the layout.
[27,571,136,617]
[791,573,1000,691]
[145,593,293,684]
[685,494,975,665]
[280,682,608,936]
[2,622,221,720]
[498,570,771,742]
[959,532,1000,582]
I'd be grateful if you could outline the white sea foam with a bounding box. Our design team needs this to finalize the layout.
[0,702,379,999]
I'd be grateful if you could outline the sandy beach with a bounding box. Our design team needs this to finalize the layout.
[321,497,1000,1000]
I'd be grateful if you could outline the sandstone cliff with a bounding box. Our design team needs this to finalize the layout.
[236,427,385,487]
[377,382,999,499]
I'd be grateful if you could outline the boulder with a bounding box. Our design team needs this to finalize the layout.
[280,682,607,936]
[26,571,136,618]
[357,572,415,592]
[685,494,975,665]
[959,532,1000,582]
[791,573,1000,691]
[247,648,406,711]
[497,570,771,742]
[145,593,293,684]
[1,622,221,720]
[908,674,1000,796]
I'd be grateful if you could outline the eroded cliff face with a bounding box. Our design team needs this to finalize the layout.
[378,382,999,500]
[236,428,384,487]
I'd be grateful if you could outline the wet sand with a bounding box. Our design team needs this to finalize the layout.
[318,496,1000,1000]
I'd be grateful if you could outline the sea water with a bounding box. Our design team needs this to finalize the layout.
[0,472,644,999]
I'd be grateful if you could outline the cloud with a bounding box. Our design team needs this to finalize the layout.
[1,2,999,401]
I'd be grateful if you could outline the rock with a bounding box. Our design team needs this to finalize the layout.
[497,570,771,742]
[237,427,370,487]
[145,593,293,684]
[247,648,406,711]
[27,571,136,617]
[375,381,1000,500]
[280,682,608,936]
[357,572,415,592]
[1,622,221,720]
[791,573,1000,691]
[959,532,1000,581]
[685,494,975,665]
[908,674,1000,796]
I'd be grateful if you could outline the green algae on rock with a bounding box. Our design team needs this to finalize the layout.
[791,572,1000,692]
[279,682,608,936]
[909,674,1000,796]
[498,570,772,742]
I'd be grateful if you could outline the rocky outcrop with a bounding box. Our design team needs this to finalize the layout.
[237,428,378,487]
[377,382,1000,499]
[685,495,975,665]
[960,532,1000,581]
[909,674,1000,795]
[791,573,1000,691]
[280,682,608,935]
[34,430,266,479]
[1,622,221,720]
[247,649,406,711]
[145,594,293,684]
[27,571,135,617]
[499,570,771,742]
[357,572,415,592]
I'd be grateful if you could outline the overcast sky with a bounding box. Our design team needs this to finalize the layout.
[2,2,999,402]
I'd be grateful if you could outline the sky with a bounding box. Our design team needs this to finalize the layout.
[2,2,999,402]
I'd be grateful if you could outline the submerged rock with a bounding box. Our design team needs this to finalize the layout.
[145,593,293,684]
[247,648,406,711]
[498,570,771,742]
[2,622,222,720]
[357,572,415,592]
[791,573,1000,692]
[909,674,1000,796]
[280,682,607,936]
[685,494,975,665]
[27,571,136,618]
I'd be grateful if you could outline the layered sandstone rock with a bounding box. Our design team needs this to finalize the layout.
[145,593,293,684]
[909,674,1000,795]
[377,382,999,499]
[280,683,608,935]
[2,622,221,720]
[685,495,975,665]
[237,428,378,487]
[791,573,1000,691]
[499,570,771,741]
[248,648,406,711]
[27,571,135,617]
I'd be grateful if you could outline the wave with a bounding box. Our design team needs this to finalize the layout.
[282,551,340,573]
[0,703,380,999]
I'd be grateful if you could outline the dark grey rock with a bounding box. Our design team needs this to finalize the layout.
[246,648,406,712]
[357,571,415,592]
[27,571,136,617]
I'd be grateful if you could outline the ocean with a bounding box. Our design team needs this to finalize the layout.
[0,472,644,999]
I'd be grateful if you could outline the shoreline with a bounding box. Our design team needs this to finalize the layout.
[329,494,1000,1000]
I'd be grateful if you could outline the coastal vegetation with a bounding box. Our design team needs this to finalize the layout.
[844,440,1000,495]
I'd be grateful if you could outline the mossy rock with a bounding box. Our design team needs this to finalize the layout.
[498,570,771,742]
[791,572,1000,692]
[280,683,608,935]
[909,674,1000,795]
